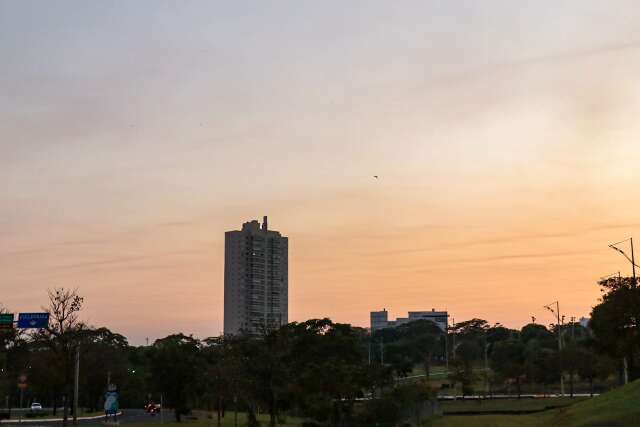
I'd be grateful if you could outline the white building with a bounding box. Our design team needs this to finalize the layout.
[579,317,590,328]
[224,216,288,335]
[371,309,449,332]
[370,310,389,331]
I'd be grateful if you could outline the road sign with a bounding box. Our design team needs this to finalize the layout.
[104,388,119,415]
[0,314,14,330]
[17,374,27,390]
[17,313,49,329]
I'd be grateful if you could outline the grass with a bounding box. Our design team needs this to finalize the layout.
[426,379,640,427]
[440,397,586,414]
[4,409,104,420]
[135,412,302,427]
[426,414,541,427]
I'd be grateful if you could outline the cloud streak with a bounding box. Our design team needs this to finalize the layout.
[367,223,640,257]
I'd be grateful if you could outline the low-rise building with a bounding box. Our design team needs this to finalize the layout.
[370,308,448,332]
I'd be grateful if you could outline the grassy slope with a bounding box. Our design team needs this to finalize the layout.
[546,379,640,427]
[126,412,302,427]
[441,397,586,413]
[428,379,640,427]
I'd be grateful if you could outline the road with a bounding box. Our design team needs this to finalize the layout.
[1,409,163,426]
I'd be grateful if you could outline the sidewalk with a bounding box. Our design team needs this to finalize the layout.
[0,412,122,424]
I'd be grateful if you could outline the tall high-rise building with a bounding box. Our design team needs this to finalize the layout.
[224,216,288,335]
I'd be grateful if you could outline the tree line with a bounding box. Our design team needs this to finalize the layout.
[1,275,639,426]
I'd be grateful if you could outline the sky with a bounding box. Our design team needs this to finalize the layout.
[2,1,640,344]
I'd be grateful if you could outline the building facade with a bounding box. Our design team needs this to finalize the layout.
[370,310,389,331]
[224,216,288,335]
[370,308,448,332]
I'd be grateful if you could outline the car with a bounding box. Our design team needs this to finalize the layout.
[30,403,42,411]
[144,403,160,415]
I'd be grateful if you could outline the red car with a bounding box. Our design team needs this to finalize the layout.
[144,403,161,415]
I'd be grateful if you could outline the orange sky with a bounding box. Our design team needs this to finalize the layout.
[2,2,640,344]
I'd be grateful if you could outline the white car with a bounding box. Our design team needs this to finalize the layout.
[30,403,42,411]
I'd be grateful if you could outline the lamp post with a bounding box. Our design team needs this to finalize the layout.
[544,301,564,396]
[608,238,638,287]
[73,346,79,425]
[608,239,639,382]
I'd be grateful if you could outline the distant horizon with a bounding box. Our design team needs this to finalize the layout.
[3,1,640,345]
[2,273,602,346]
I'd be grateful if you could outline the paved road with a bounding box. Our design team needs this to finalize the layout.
[2,409,163,426]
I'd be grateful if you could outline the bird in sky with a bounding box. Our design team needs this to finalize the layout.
[373,175,379,179]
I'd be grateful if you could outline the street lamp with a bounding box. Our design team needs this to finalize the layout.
[608,238,638,287]
[544,301,564,396]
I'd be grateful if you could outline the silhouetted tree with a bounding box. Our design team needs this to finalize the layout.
[591,276,640,381]
[32,288,85,426]
[149,334,203,421]
[491,339,525,398]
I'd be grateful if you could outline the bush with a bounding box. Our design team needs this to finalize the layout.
[356,398,400,426]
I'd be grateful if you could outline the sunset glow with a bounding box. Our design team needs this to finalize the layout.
[2,1,640,344]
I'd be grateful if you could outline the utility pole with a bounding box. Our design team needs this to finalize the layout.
[608,239,639,382]
[484,330,489,397]
[73,346,80,425]
[444,324,449,370]
[18,388,23,424]
[452,318,456,360]
[570,317,576,398]
[632,237,636,286]
[623,358,629,384]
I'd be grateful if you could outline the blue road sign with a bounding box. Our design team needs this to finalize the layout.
[104,390,119,414]
[17,313,49,329]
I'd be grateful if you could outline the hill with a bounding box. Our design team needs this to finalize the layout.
[546,379,640,427]
[428,380,640,427]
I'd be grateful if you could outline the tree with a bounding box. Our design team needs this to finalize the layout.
[590,276,640,382]
[447,358,475,397]
[201,337,230,427]
[278,319,369,427]
[32,288,85,427]
[390,381,434,427]
[524,346,559,396]
[573,336,614,397]
[453,319,489,341]
[396,320,443,380]
[76,328,129,411]
[490,340,525,398]
[149,334,203,421]
[521,323,556,348]
[384,342,414,378]
[0,304,29,417]
[448,319,489,397]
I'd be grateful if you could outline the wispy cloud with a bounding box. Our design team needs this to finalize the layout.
[48,249,206,272]
[366,223,640,257]
[157,221,196,227]
[424,41,640,91]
